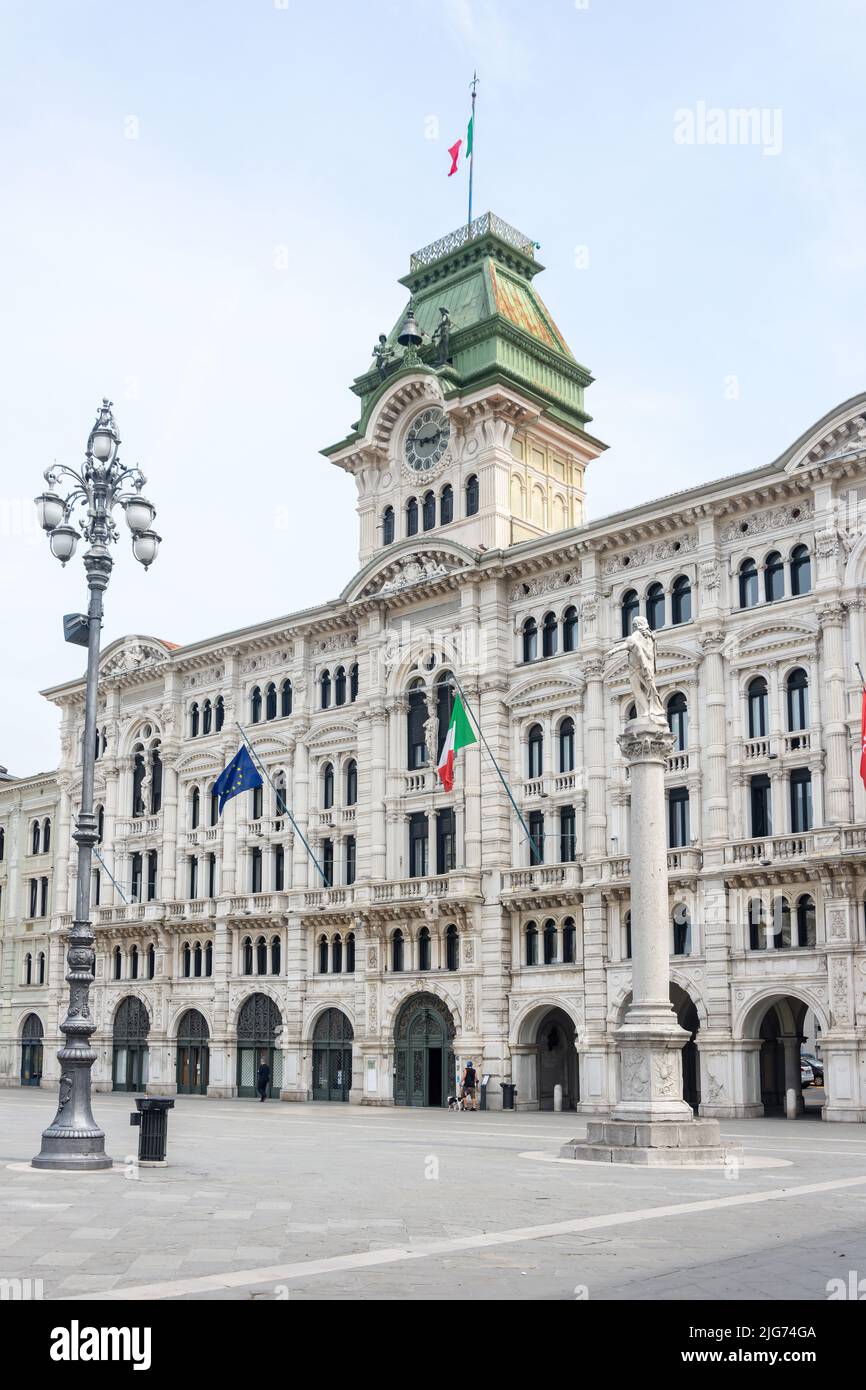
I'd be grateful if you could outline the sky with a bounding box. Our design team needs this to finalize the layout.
[2,0,865,774]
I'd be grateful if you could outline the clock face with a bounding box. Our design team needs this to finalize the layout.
[404,407,450,473]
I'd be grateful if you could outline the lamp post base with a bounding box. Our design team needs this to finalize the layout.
[31,1149,114,1172]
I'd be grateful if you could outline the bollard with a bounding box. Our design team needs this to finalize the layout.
[131,1097,175,1165]
[553,1083,563,1113]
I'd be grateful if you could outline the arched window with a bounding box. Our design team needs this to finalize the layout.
[114,946,123,980]
[193,942,202,978]
[646,582,665,631]
[323,763,334,809]
[334,667,346,706]
[38,950,46,984]
[422,491,436,531]
[440,484,453,525]
[671,575,691,625]
[528,724,543,778]
[24,952,32,985]
[331,934,342,974]
[202,700,212,735]
[96,805,104,842]
[147,944,155,978]
[673,904,691,956]
[349,663,359,702]
[543,919,556,964]
[346,932,355,973]
[772,896,792,949]
[190,702,200,738]
[621,589,639,637]
[624,910,632,959]
[31,820,40,855]
[465,474,479,516]
[522,616,538,664]
[345,759,358,806]
[190,786,200,829]
[562,917,576,963]
[255,935,267,975]
[435,673,454,759]
[242,936,253,975]
[786,668,809,732]
[42,818,50,853]
[668,787,690,848]
[407,679,428,769]
[748,898,766,950]
[0,827,4,860]
[419,926,431,971]
[563,605,578,652]
[391,929,404,972]
[765,550,784,603]
[524,921,538,966]
[382,505,395,545]
[320,670,331,709]
[209,784,219,826]
[150,745,162,814]
[280,679,292,718]
[559,717,575,773]
[250,687,262,724]
[271,935,281,975]
[215,696,225,732]
[747,677,768,738]
[796,894,816,948]
[739,558,758,609]
[790,544,811,596]
[667,691,688,751]
[205,941,213,976]
[182,942,191,977]
[318,935,328,973]
[265,683,277,721]
[446,924,459,971]
[406,497,418,537]
[542,611,558,658]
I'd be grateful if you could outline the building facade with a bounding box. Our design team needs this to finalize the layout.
[3,213,866,1120]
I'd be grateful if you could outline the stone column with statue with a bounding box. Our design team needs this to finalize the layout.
[562,619,736,1164]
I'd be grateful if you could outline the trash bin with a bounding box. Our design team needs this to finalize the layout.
[130,1097,175,1164]
[500,1082,517,1110]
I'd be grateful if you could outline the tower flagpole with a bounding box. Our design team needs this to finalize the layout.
[467,71,478,227]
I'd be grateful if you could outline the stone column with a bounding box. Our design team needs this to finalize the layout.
[819,601,851,824]
[563,718,735,1165]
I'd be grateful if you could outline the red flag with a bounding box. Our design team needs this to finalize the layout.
[860,690,866,788]
[447,139,462,176]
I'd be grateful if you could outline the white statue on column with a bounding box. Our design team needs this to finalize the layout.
[611,617,665,723]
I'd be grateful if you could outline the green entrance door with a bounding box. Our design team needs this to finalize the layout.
[112,997,150,1093]
[312,1008,353,1101]
[20,1013,43,1087]
[236,993,283,1098]
[394,993,456,1107]
[176,1009,210,1095]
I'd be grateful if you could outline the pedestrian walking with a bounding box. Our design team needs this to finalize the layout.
[461,1059,478,1111]
[257,1059,271,1102]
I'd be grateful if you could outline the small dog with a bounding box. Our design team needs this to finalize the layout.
[448,1092,469,1112]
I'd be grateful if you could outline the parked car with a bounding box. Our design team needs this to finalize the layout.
[801,1053,824,1086]
[800,1059,814,1087]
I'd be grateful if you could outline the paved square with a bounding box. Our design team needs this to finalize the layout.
[2,1090,866,1301]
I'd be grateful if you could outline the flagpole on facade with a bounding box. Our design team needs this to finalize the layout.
[467,71,478,227]
[93,847,128,904]
[855,662,866,692]
[446,672,543,863]
[235,723,328,886]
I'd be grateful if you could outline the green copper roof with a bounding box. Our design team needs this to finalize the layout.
[322,213,597,456]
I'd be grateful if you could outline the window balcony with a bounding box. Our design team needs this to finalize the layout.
[724,833,814,866]
[371,872,478,904]
[303,886,356,910]
[504,864,581,894]
[116,813,163,839]
[522,777,546,800]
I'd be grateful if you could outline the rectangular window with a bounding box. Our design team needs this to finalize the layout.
[40,877,49,917]
[188,856,198,899]
[207,853,217,898]
[252,785,263,820]
[250,848,262,894]
[529,811,545,866]
[750,775,772,838]
[131,853,143,903]
[407,694,427,770]
[274,846,284,892]
[668,788,690,849]
[345,836,356,886]
[436,809,456,874]
[409,813,428,878]
[147,850,158,901]
[322,839,334,888]
[559,805,576,862]
[790,769,813,833]
[29,878,37,918]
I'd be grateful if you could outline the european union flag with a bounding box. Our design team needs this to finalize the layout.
[213,746,263,815]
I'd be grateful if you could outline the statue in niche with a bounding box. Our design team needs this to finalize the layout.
[610,617,665,723]
[423,712,439,767]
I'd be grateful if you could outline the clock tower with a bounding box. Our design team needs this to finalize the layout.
[322,213,607,568]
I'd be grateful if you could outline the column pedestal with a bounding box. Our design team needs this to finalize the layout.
[562,717,738,1166]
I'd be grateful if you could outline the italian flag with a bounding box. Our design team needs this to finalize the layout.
[447,114,474,176]
[860,689,866,789]
[437,692,477,791]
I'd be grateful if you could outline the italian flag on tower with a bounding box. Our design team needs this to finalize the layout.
[437,692,477,792]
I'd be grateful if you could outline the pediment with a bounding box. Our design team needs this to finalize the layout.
[244,733,295,760]
[506,673,585,710]
[306,722,358,751]
[173,750,225,777]
[780,392,866,474]
[100,636,175,679]
[343,540,479,604]
[727,618,817,660]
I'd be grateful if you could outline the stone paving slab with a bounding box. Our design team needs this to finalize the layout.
[1,1089,865,1301]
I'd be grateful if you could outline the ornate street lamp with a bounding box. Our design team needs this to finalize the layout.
[32,399,161,1170]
